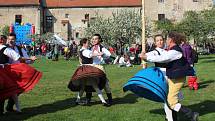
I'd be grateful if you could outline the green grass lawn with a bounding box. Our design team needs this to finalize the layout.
[1,55,215,121]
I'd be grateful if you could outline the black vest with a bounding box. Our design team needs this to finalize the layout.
[0,47,9,64]
[166,45,194,79]
[15,45,23,57]
[80,49,93,64]
[154,49,167,68]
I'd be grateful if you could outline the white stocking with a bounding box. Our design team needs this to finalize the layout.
[12,94,21,112]
[164,103,173,121]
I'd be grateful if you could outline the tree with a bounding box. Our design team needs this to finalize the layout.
[155,8,215,48]
[154,18,175,36]
[29,32,54,45]
[1,25,10,36]
[176,11,203,39]
[84,9,152,46]
[175,10,215,48]
[200,8,215,42]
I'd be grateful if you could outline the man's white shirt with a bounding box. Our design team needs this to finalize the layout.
[146,47,182,63]
[9,46,30,64]
[0,45,20,62]
[80,47,93,58]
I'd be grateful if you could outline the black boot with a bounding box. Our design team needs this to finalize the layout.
[85,92,92,105]
[172,110,178,121]
[106,93,113,105]
[0,100,5,115]
[102,102,111,107]
[179,106,199,121]
[6,97,15,112]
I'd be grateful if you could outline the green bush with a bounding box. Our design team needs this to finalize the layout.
[1,25,10,36]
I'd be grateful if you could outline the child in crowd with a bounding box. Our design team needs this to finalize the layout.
[118,54,132,67]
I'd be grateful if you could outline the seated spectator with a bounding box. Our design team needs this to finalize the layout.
[118,54,132,67]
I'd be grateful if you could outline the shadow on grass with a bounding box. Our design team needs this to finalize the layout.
[112,93,139,105]
[201,59,215,63]
[149,100,215,120]
[1,97,77,121]
[184,80,215,90]
[199,56,215,60]
[198,80,215,89]
[85,93,139,106]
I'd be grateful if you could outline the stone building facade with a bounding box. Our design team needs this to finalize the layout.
[0,0,213,41]
[0,1,42,34]
[45,7,141,40]
[145,0,213,22]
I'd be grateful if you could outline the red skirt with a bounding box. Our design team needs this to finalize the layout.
[68,65,107,92]
[0,63,42,100]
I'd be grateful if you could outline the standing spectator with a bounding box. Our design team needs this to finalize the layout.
[134,44,141,65]
[180,34,199,90]
[41,43,47,56]
[115,39,123,56]
[53,44,59,61]
[72,41,78,58]
[64,46,69,60]
[109,46,115,55]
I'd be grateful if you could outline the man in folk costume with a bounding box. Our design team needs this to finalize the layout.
[0,35,42,115]
[5,33,37,112]
[85,34,113,106]
[68,38,109,106]
[140,32,199,121]
[7,33,34,64]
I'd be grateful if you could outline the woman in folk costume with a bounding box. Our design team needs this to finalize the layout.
[85,34,113,106]
[179,34,199,90]
[145,34,172,121]
[143,34,182,121]
[145,34,167,74]
[68,38,110,106]
[0,35,42,115]
[140,32,198,121]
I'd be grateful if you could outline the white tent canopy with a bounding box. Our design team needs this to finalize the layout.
[50,34,68,46]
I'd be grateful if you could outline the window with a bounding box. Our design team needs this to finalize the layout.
[76,32,79,38]
[158,14,165,21]
[158,0,164,3]
[15,15,22,24]
[46,16,53,32]
[193,0,198,2]
[65,14,69,18]
[85,14,89,20]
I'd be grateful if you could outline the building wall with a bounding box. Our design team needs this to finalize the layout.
[46,7,141,40]
[46,0,213,40]
[0,0,212,39]
[145,0,213,22]
[0,6,41,34]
